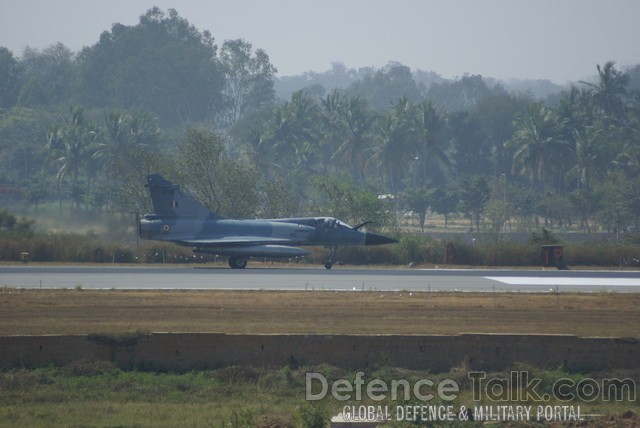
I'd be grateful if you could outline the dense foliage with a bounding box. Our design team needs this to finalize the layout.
[2,7,640,237]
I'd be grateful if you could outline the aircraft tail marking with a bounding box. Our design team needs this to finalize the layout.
[145,174,223,220]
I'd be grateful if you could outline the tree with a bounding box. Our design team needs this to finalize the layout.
[325,93,374,182]
[457,175,490,232]
[107,142,166,215]
[92,109,162,211]
[94,111,130,176]
[19,43,75,106]
[581,61,630,119]
[77,8,225,124]
[594,171,633,236]
[509,184,541,228]
[430,188,458,228]
[401,187,433,232]
[266,90,321,179]
[554,86,596,191]
[448,110,492,177]
[506,103,568,190]
[0,210,34,238]
[555,86,595,135]
[427,74,500,111]
[368,97,415,194]
[220,39,277,124]
[567,188,600,232]
[627,177,640,231]
[22,172,48,210]
[45,106,98,209]
[0,107,48,183]
[413,101,450,187]
[178,127,259,218]
[0,47,24,108]
[260,177,300,218]
[471,93,530,177]
[484,176,512,233]
[318,91,345,174]
[614,97,640,178]
[313,176,391,228]
[344,62,425,111]
[565,123,608,191]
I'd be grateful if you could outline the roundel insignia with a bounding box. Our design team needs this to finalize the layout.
[162,224,171,232]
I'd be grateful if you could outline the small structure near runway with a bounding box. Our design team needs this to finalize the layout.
[541,245,568,270]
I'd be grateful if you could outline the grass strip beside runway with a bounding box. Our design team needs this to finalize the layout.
[1,289,638,337]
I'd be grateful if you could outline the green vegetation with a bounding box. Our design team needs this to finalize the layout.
[0,364,311,427]
[2,7,640,256]
[0,209,34,238]
[2,228,639,267]
[0,364,637,427]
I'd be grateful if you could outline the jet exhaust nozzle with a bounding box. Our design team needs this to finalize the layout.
[139,217,162,240]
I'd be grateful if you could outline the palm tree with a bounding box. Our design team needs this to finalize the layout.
[319,91,346,174]
[614,106,640,177]
[581,61,630,118]
[565,124,606,191]
[91,110,161,210]
[127,110,161,147]
[368,97,415,194]
[330,95,374,183]
[44,124,64,207]
[555,86,595,136]
[93,111,128,175]
[506,103,567,190]
[413,101,450,188]
[269,90,321,176]
[47,106,97,208]
[246,129,276,180]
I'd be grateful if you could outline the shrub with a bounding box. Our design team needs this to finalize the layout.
[298,404,329,428]
[1,229,639,267]
[566,242,640,266]
[337,245,402,265]
[396,235,444,264]
[256,415,294,428]
[109,244,134,263]
[474,242,540,266]
[529,228,561,244]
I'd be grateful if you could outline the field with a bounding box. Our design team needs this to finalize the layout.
[2,289,640,426]
[1,288,640,337]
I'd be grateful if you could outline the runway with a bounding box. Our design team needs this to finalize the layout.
[2,265,640,292]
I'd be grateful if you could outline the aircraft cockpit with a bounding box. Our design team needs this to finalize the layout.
[317,217,353,230]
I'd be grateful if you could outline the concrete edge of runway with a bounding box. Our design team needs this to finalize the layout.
[2,264,640,292]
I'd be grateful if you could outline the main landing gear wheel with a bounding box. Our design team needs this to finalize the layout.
[323,246,337,270]
[228,256,247,269]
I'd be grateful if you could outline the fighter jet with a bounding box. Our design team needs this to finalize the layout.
[139,174,397,269]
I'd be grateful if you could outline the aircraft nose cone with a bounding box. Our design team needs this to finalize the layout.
[364,232,398,246]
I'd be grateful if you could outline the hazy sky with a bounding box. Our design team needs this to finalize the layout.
[2,0,639,83]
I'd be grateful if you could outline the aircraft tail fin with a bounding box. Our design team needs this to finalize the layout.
[145,174,223,220]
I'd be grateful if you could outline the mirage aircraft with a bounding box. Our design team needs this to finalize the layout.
[139,174,397,269]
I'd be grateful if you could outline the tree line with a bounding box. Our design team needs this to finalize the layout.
[1,7,640,235]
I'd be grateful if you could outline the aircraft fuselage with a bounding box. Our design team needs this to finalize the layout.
[139,216,370,257]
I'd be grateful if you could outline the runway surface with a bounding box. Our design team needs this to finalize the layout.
[2,265,640,292]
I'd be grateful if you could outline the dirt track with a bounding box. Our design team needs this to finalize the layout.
[1,289,639,337]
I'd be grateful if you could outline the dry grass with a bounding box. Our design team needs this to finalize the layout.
[1,289,639,337]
